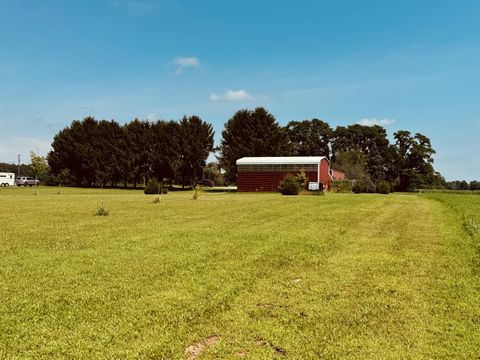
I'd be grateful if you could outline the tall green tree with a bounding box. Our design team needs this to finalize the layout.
[176,115,214,187]
[124,119,151,188]
[48,117,126,187]
[149,120,181,183]
[29,151,48,180]
[393,131,437,191]
[286,119,332,157]
[218,107,289,183]
[48,117,96,185]
[331,124,393,183]
[90,120,126,187]
[332,150,368,180]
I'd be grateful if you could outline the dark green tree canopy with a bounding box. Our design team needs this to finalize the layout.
[332,150,368,181]
[48,116,214,187]
[331,124,392,183]
[176,115,214,186]
[393,131,438,191]
[286,119,332,157]
[124,119,151,187]
[218,107,289,183]
[45,109,445,192]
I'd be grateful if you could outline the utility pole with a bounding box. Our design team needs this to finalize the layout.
[17,154,20,178]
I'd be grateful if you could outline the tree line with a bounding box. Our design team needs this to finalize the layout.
[0,162,33,177]
[445,180,480,191]
[218,107,443,192]
[47,116,213,187]
[15,106,446,191]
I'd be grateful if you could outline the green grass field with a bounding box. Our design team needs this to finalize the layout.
[1,187,479,359]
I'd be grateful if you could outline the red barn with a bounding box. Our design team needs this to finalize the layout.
[236,156,333,192]
[331,169,346,180]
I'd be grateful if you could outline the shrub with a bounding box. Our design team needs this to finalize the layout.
[352,179,377,193]
[144,179,168,195]
[95,203,109,216]
[331,180,353,193]
[279,174,302,195]
[352,180,367,194]
[376,180,391,194]
[192,187,200,200]
[296,170,309,189]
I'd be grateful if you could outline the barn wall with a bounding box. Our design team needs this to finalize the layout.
[320,159,332,188]
[332,170,346,180]
[237,171,318,192]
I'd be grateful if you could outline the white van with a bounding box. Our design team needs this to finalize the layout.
[0,172,15,186]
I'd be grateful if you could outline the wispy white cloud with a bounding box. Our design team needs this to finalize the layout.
[357,118,396,127]
[173,56,200,74]
[209,89,253,102]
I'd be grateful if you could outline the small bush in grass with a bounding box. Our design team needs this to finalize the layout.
[144,179,168,195]
[463,216,480,237]
[352,179,377,193]
[376,180,391,194]
[352,180,367,194]
[332,180,353,193]
[192,187,200,200]
[95,203,109,216]
[279,174,302,195]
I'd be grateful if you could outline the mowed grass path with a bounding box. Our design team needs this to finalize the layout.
[0,188,479,359]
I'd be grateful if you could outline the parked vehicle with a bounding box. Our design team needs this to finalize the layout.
[16,177,40,186]
[198,178,215,187]
[0,172,15,186]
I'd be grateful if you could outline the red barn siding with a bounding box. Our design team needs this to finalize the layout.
[236,158,333,192]
[331,170,346,180]
[237,171,318,192]
[320,159,331,186]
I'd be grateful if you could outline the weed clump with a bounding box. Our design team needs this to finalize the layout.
[463,216,480,237]
[95,203,109,216]
[192,187,200,200]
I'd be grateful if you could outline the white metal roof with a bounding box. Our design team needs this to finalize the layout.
[236,156,327,165]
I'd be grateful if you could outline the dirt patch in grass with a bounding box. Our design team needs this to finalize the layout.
[185,335,221,360]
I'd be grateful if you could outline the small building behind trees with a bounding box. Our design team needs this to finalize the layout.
[331,169,346,181]
[236,156,333,192]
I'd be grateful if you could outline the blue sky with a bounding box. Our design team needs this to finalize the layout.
[1,0,479,181]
